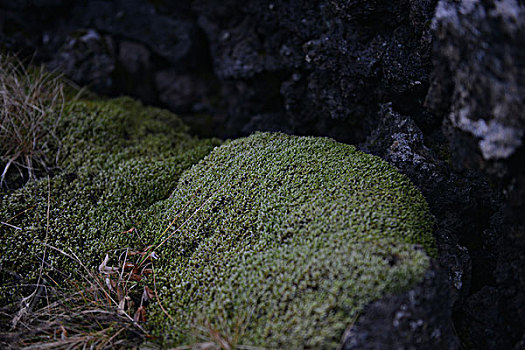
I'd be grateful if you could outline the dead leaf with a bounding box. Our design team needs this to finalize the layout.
[142,286,154,302]
[60,325,68,340]
[126,296,134,312]
[105,277,113,292]
[118,298,126,315]
[99,254,119,275]
[144,286,154,301]
[54,326,68,340]
[129,273,142,281]
[116,285,124,301]
[133,306,146,323]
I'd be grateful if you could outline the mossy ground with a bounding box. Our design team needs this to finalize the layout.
[1,98,434,348]
[0,96,220,308]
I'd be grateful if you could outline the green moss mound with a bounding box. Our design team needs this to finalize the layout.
[1,101,434,348]
[141,132,435,348]
[0,96,220,297]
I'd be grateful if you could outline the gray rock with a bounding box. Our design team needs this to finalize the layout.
[427,1,525,348]
[427,0,525,163]
[47,29,116,94]
[342,264,459,350]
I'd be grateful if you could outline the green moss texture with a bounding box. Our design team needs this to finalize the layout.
[0,96,220,301]
[1,98,435,349]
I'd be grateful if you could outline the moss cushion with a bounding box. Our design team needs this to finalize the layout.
[0,98,434,348]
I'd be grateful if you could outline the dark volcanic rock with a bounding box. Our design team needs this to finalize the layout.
[1,0,437,142]
[427,0,525,173]
[342,264,459,350]
[426,1,525,348]
[361,103,498,310]
[193,0,436,140]
[0,0,212,109]
[47,29,117,95]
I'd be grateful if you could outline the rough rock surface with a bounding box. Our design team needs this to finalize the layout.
[427,0,525,167]
[426,1,525,348]
[342,263,458,350]
[1,0,524,348]
[361,104,496,307]
[0,0,436,141]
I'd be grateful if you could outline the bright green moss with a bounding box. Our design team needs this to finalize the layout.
[58,97,209,170]
[0,96,220,301]
[140,132,435,348]
[1,107,434,348]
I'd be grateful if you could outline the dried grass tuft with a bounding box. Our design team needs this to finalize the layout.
[0,53,65,189]
[0,246,152,349]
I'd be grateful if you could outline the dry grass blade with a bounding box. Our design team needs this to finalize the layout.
[0,53,66,189]
[137,187,224,269]
[0,245,151,350]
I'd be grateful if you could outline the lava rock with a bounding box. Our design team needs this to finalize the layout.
[426,1,525,348]
[0,0,437,141]
[427,0,525,172]
[360,103,497,308]
[192,0,436,140]
[47,29,116,94]
[342,263,459,350]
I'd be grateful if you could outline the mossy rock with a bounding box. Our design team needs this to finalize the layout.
[1,98,434,348]
[139,132,435,348]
